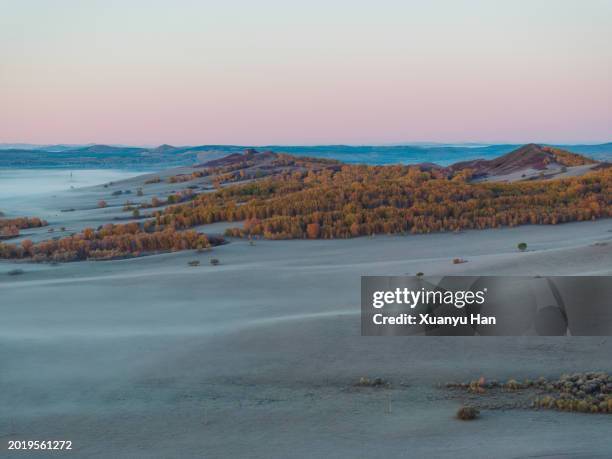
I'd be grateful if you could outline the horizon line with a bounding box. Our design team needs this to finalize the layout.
[1,140,612,149]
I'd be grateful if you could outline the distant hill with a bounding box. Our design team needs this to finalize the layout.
[446,144,603,181]
[69,144,144,154]
[196,144,607,184]
[0,142,610,169]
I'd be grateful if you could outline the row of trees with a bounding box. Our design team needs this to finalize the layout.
[0,216,48,239]
[0,223,217,262]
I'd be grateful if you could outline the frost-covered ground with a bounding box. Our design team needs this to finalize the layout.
[1,171,611,458]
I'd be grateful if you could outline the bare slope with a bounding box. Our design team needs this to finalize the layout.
[447,143,605,182]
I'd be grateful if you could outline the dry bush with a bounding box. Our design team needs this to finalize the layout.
[456,406,479,420]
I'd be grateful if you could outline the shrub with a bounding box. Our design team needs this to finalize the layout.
[517,242,528,251]
[456,406,479,421]
[356,376,388,387]
[504,379,522,390]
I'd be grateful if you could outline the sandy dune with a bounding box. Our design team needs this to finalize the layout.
[1,214,612,458]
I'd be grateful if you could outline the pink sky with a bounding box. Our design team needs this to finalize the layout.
[1,0,611,145]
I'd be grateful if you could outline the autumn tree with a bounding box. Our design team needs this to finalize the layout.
[306,223,320,239]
